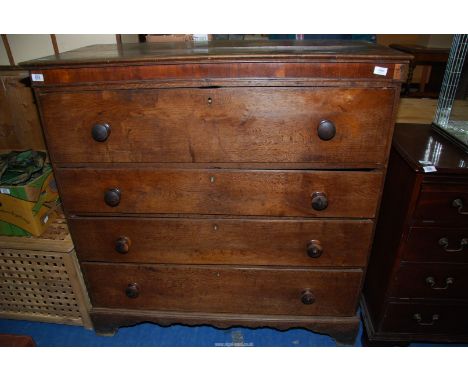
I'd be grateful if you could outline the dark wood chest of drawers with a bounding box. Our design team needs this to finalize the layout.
[362,123,468,345]
[24,40,409,344]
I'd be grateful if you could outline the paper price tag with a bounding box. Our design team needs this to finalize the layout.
[423,166,437,173]
[31,73,44,82]
[193,34,209,41]
[0,188,11,195]
[373,66,388,76]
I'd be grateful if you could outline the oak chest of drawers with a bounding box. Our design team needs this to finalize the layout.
[24,40,409,344]
[362,124,468,345]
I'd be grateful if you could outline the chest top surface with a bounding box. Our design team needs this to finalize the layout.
[393,123,468,175]
[20,41,411,88]
[21,40,410,68]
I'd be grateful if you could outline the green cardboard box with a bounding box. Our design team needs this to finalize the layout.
[0,164,60,236]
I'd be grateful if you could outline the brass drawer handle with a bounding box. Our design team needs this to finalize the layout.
[301,289,315,305]
[438,237,468,252]
[413,313,439,326]
[125,283,140,298]
[307,240,323,258]
[452,198,468,215]
[425,276,454,290]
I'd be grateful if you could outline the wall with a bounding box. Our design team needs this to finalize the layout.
[55,34,116,53]
[377,34,431,47]
[427,35,453,48]
[5,35,54,64]
[0,34,140,65]
[0,39,10,65]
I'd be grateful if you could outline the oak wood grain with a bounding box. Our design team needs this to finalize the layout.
[21,40,411,68]
[27,41,408,341]
[69,217,373,266]
[30,62,404,86]
[82,263,362,316]
[90,307,360,344]
[39,87,395,165]
[56,168,383,218]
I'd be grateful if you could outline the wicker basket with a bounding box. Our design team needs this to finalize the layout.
[0,217,92,328]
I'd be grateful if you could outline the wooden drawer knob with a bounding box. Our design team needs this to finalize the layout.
[301,289,315,305]
[317,120,336,141]
[104,188,121,207]
[125,283,139,298]
[115,236,131,254]
[311,192,328,211]
[307,240,323,258]
[91,123,111,142]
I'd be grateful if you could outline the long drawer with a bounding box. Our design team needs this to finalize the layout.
[82,263,362,316]
[391,263,468,300]
[381,302,468,335]
[69,217,373,266]
[39,87,395,165]
[56,168,382,218]
[403,226,468,263]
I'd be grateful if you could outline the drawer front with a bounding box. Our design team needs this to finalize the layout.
[403,227,468,263]
[69,217,373,266]
[391,263,468,300]
[82,263,362,316]
[56,168,382,218]
[381,302,468,335]
[414,182,468,225]
[40,87,395,165]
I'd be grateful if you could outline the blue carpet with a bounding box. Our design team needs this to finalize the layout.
[0,318,344,346]
[0,317,465,346]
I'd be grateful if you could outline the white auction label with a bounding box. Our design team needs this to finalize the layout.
[373,66,388,76]
[0,188,11,194]
[423,165,437,173]
[31,73,44,82]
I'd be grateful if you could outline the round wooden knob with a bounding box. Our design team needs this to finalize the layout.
[125,283,139,298]
[307,240,323,258]
[311,192,328,211]
[317,120,336,141]
[91,123,111,142]
[301,289,315,305]
[115,236,131,254]
[104,188,121,207]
